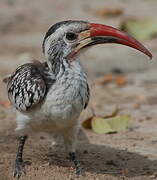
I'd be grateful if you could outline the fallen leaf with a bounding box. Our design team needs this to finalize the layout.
[107,115,130,132]
[2,75,11,83]
[120,18,157,41]
[96,74,127,87]
[121,169,129,175]
[133,103,140,109]
[106,160,117,166]
[83,114,130,134]
[136,95,146,101]
[82,116,92,129]
[115,76,127,87]
[91,115,130,134]
[96,74,114,85]
[103,107,119,118]
[0,100,11,108]
[82,106,130,134]
[92,116,115,134]
[82,107,119,129]
[95,8,123,18]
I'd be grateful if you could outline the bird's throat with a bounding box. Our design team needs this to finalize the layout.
[47,57,62,76]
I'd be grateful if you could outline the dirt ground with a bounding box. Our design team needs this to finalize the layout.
[1,0,157,179]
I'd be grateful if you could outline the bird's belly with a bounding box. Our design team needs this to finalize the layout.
[17,102,80,134]
[24,83,87,133]
[42,86,85,126]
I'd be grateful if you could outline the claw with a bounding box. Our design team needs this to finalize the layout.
[69,152,84,177]
[75,165,84,177]
[13,160,26,179]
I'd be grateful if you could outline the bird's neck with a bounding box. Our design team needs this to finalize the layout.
[47,56,61,76]
[47,56,84,78]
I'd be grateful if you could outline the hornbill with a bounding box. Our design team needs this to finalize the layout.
[4,20,152,179]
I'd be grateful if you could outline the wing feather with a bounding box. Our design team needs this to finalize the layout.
[7,62,46,112]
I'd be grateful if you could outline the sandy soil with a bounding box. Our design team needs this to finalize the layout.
[0,0,157,179]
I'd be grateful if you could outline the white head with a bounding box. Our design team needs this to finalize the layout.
[42,20,152,64]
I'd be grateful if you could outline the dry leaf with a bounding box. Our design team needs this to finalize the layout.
[121,169,129,175]
[103,107,119,118]
[82,116,92,129]
[107,115,130,132]
[91,116,115,134]
[0,100,11,108]
[91,115,130,134]
[2,74,11,83]
[115,76,127,87]
[82,107,119,129]
[96,74,127,87]
[95,8,123,18]
[82,109,130,134]
[96,74,114,85]
[120,18,157,41]
[136,95,146,101]
[133,103,140,109]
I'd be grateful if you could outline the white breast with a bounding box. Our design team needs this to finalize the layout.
[42,61,88,126]
[15,60,89,134]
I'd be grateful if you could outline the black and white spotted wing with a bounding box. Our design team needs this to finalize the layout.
[7,63,47,112]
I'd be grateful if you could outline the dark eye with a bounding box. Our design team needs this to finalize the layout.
[66,32,78,41]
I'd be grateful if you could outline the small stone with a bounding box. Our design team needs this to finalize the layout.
[150,174,157,179]
[83,150,88,154]
[106,160,118,167]
[40,136,45,140]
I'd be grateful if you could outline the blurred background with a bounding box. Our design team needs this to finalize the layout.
[1,0,157,179]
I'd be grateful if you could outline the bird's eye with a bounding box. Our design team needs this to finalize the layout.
[66,32,78,41]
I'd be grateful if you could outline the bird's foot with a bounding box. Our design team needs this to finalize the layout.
[69,152,84,177]
[13,159,26,179]
[74,160,84,177]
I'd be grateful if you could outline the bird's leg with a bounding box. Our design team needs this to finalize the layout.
[62,126,83,176]
[13,135,27,179]
[69,152,82,176]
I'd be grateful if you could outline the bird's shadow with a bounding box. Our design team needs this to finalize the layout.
[1,128,157,179]
[46,130,157,178]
